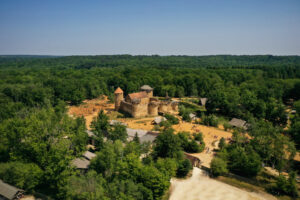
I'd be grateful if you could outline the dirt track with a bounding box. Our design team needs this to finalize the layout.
[170,168,277,200]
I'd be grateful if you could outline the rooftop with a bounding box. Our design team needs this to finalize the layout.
[126,128,148,139]
[86,130,96,137]
[71,158,90,169]
[140,85,153,91]
[229,118,247,129]
[83,151,96,160]
[0,179,23,200]
[128,91,148,100]
[114,87,124,94]
[152,116,167,124]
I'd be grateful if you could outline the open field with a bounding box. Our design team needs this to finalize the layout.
[170,167,277,200]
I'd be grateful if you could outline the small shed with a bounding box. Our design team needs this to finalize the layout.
[71,158,90,170]
[126,128,148,141]
[139,132,159,143]
[229,118,247,129]
[189,113,197,121]
[86,130,96,146]
[83,151,96,161]
[199,98,208,106]
[109,120,127,126]
[0,179,24,200]
[152,117,167,125]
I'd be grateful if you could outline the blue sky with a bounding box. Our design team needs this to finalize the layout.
[0,0,299,55]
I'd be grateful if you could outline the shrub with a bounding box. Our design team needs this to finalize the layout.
[210,157,228,177]
[203,114,219,127]
[223,122,232,131]
[164,114,179,125]
[176,159,192,178]
[218,137,226,150]
[0,162,43,191]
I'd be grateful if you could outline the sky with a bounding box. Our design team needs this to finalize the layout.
[0,0,300,55]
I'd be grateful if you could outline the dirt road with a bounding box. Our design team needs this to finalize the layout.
[170,167,277,200]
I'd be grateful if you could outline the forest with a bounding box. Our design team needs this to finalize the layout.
[0,55,299,199]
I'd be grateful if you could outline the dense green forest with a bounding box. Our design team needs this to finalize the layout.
[0,55,299,199]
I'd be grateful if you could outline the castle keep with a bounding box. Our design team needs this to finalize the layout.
[114,85,178,118]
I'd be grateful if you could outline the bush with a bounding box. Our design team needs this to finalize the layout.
[274,172,298,197]
[210,157,228,177]
[202,114,219,127]
[0,162,43,191]
[176,159,192,178]
[218,137,226,150]
[223,122,232,131]
[164,114,179,125]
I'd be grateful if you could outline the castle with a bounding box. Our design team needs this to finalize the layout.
[114,85,178,118]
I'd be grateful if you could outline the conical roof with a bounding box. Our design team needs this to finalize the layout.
[140,85,153,91]
[114,87,124,94]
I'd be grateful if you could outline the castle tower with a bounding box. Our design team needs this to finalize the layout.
[114,87,124,111]
[140,85,153,98]
[148,101,159,116]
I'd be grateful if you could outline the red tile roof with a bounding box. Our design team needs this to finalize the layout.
[128,91,148,100]
[114,87,124,94]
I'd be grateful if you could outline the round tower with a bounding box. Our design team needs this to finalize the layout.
[148,101,159,116]
[140,85,153,98]
[114,87,124,111]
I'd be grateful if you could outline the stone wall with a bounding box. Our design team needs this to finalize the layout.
[133,103,148,118]
[120,101,133,115]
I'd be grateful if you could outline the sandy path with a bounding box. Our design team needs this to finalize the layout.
[170,168,276,200]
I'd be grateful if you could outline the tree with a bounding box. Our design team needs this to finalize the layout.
[176,159,192,178]
[133,132,140,144]
[153,128,183,160]
[218,137,226,150]
[139,165,170,199]
[275,172,298,197]
[91,110,109,138]
[155,158,178,178]
[164,113,179,124]
[228,146,262,177]
[108,124,127,142]
[210,157,228,177]
[0,162,43,191]
[64,170,108,200]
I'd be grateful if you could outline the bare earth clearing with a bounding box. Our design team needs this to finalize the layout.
[170,167,277,200]
[68,96,232,167]
[68,95,299,174]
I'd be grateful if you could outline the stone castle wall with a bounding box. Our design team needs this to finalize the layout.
[120,101,133,115]
[116,89,178,118]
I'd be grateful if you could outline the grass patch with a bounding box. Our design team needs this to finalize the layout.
[216,176,264,193]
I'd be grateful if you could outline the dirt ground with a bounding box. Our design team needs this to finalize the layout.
[68,96,115,129]
[68,95,232,167]
[170,167,277,200]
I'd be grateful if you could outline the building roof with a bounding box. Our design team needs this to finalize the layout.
[229,118,247,129]
[200,98,208,106]
[140,133,158,143]
[71,158,90,169]
[126,128,148,140]
[83,151,96,160]
[86,130,96,137]
[152,116,167,125]
[109,120,127,126]
[114,87,124,94]
[128,91,148,100]
[140,85,153,91]
[0,179,23,200]
[189,113,197,120]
